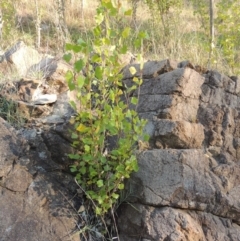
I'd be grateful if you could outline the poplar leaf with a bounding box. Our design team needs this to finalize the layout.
[97,180,104,187]
[118,183,124,190]
[95,13,104,25]
[77,124,88,132]
[63,53,72,62]
[74,59,85,72]
[112,193,119,199]
[131,97,138,105]
[122,27,130,38]
[95,66,103,79]
[124,9,132,16]
[129,66,137,75]
[77,75,85,88]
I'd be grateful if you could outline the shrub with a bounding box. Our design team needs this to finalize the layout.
[65,0,148,216]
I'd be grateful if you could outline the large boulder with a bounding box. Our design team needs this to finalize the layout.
[118,60,240,240]
[4,41,43,76]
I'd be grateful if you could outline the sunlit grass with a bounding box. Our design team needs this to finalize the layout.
[0,0,236,75]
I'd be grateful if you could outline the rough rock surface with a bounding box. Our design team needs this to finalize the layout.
[118,60,240,240]
[0,118,81,241]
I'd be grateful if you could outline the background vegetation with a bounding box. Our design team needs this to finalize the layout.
[0,0,239,75]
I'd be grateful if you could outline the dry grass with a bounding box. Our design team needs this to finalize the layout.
[0,0,236,75]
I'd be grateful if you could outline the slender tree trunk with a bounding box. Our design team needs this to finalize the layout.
[55,0,69,51]
[131,0,140,27]
[34,0,41,49]
[0,9,3,41]
[208,0,215,67]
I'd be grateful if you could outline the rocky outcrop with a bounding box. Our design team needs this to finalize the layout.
[1,41,240,240]
[118,60,240,240]
[0,118,81,241]
[0,41,74,116]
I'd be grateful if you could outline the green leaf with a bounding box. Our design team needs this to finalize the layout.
[68,154,81,160]
[65,43,74,51]
[124,9,132,16]
[80,166,86,175]
[97,196,104,204]
[74,59,85,72]
[132,158,139,172]
[71,133,78,139]
[95,66,103,79]
[95,206,102,215]
[112,193,119,199]
[72,45,82,53]
[63,53,72,62]
[134,39,141,48]
[116,164,125,172]
[90,169,98,178]
[104,165,111,171]
[133,77,140,84]
[65,70,73,81]
[138,31,149,39]
[93,25,101,37]
[65,71,75,91]
[143,134,150,142]
[118,183,124,190]
[95,12,104,25]
[119,45,128,54]
[76,124,88,132]
[129,66,137,75]
[70,166,77,172]
[131,97,138,105]
[84,145,90,152]
[77,38,87,47]
[77,75,85,88]
[97,180,104,187]
[122,27,130,38]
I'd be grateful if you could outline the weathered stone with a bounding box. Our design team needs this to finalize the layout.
[126,67,204,98]
[205,70,236,93]
[122,59,178,80]
[26,56,55,78]
[0,57,14,77]
[0,118,25,176]
[137,94,200,121]
[4,41,42,76]
[4,164,33,192]
[18,79,43,102]
[178,60,195,69]
[118,204,240,241]
[32,93,57,105]
[27,57,72,93]
[154,120,204,148]
[41,130,74,165]
[0,117,80,241]
[17,100,52,118]
[200,71,240,108]
[52,90,76,117]
[127,149,240,223]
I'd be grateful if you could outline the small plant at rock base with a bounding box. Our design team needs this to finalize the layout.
[65,0,148,218]
[0,95,26,128]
